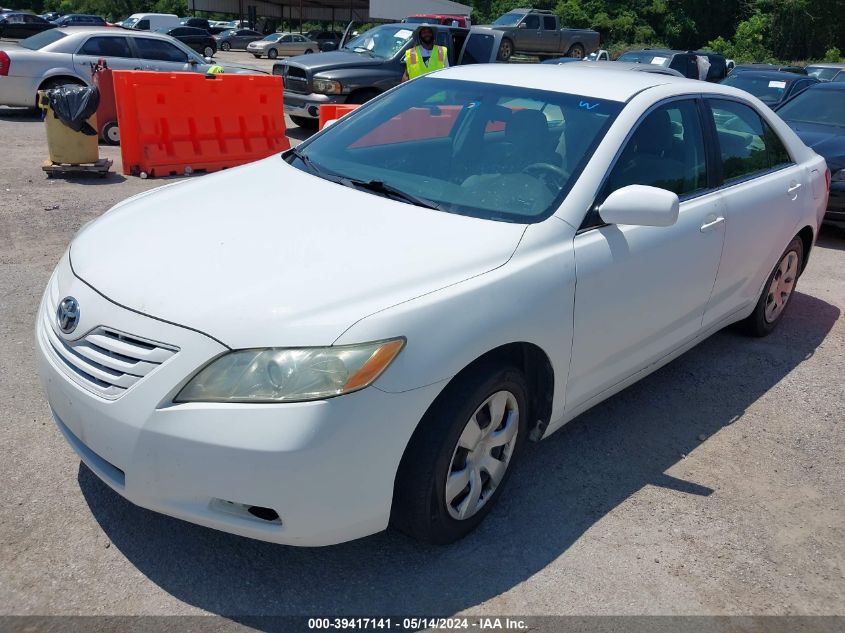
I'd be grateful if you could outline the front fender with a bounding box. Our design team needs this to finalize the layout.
[334,219,577,425]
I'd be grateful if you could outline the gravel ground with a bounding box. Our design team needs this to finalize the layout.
[0,85,844,622]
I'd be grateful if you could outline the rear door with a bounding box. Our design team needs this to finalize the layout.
[130,37,198,72]
[568,98,726,409]
[541,14,559,53]
[701,97,807,328]
[73,35,140,75]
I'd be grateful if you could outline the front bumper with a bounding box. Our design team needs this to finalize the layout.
[283,91,344,119]
[36,253,443,546]
[824,181,845,227]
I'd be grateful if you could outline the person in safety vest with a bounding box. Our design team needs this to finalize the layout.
[402,26,449,82]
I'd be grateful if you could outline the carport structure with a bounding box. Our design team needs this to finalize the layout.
[190,0,372,27]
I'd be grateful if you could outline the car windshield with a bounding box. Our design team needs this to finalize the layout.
[263,33,282,41]
[722,75,791,104]
[290,77,623,223]
[806,66,842,81]
[777,88,845,127]
[19,29,66,50]
[342,24,414,59]
[122,17,139,28]
[618,51,671,66]
[493,12,523,26]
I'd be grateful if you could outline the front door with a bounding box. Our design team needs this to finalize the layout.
[131,37,200,73]
[567,98,725,410]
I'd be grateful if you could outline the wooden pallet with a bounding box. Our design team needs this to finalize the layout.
[42,158,113,178]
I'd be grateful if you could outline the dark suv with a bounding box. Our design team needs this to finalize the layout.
[306,30,343,52]
[618,49,727,81]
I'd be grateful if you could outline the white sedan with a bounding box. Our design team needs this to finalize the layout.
[36,65,829,546]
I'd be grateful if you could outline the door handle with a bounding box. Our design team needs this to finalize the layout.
[700,216,725,233]
[787,183,802,195]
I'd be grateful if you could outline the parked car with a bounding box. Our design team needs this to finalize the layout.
[40,11,62,22]
[775,83,844,228]
[484,8,600,61]
[0,27,260,108]
[617,49,727,81]
[214,28,262,51]
[834,73,845,83]
[246,32,317,59]
[179,17,210,31]
[36,65,826,546]
[121,13,180,31]
[403,14,470,28]
[208,25,232,35]
[542,50,613,64]
[730,63,807,76]
[275,23,504,127]
[0,12,56,39]
[160,26,216,58]
[306,29,344,52]
[52,14,106,27]
[720,70,819,107]
[805,63,845,82]
[559,60,685,77]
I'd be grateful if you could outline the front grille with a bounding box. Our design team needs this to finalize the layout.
[281,64,309,93]
[40,282,178,400]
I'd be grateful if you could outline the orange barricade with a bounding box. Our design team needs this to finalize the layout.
[113,71,290,178]
[318,103,360,130]
[91,59,119,145]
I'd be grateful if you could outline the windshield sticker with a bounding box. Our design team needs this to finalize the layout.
[579,101,599,111]
[395,29,413,39]
[651,56,668,64]
[768,81,787,89]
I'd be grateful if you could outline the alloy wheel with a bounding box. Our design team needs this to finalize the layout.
[445,391,519,521]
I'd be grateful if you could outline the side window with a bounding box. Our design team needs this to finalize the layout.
[280,34,292,42]
[523,15,540,29]
[708,99,792,183]
[136,19,150,30]
[606,99,708,198]
[293,35,306,42]
[543,16,556,30]
[79,36,133,58]
[134,38,189,62]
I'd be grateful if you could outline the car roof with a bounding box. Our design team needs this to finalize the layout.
[51,26,181,40]
[725,70,808,81]
[804,81,845,92]
[434,64,692,102]
[581,61,685,76]
[806,63,845,69]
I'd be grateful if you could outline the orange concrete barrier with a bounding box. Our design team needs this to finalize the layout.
[318,104,360,130]
[113,71,290,178]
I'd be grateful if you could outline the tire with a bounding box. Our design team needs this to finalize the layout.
[252,54,261,58]
[203,46,214,58]
[101,121,120,146]
[391,363,528,544]
[290,115,318,129]
[742,236,803,337]
[221,42,231,51]
[346,89,378,105]
[498,38,514,62]
[267,48,278,59]
[304,48,314,54]
[567,43,585,59]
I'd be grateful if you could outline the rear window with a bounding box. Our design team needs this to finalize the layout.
[19,29,67,50]
[618,51,671,67]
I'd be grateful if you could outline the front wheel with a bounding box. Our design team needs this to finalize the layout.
[391,364,528,544]
[742,236,803,337]
[304,48,314,54]
[267,48,278,59]
[498,38,513,62]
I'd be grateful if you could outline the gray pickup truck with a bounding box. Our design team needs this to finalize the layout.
[274,23,504,128]
[485,8,600,61]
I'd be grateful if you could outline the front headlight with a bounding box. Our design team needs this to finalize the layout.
[175,338,405,403]
[313,77,342,94]
[832,169,845,182]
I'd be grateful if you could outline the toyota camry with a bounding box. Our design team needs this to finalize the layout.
[36,65,829,546]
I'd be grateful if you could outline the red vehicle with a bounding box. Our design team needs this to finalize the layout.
[404,14,470,28]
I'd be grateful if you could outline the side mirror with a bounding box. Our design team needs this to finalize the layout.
[598,185,679,227]
[517,22,527,29]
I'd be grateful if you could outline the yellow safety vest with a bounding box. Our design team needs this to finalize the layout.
[404,45,448,79]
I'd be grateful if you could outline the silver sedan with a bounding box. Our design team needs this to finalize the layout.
[0,26,259,108]
[246,32,317,59]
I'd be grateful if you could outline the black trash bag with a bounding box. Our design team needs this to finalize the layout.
[46,85,100,136]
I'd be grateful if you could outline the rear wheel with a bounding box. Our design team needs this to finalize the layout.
[304,48,314,54]
[567,43,585,59]
[221,42,231,51]
[268,48,278,59]
[391,364,528,544]
[742,237,803,337]
[252,53,261,58]
[36,78,85,109]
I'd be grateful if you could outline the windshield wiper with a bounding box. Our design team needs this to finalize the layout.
[286,146,337,179]
[341,178,445,210]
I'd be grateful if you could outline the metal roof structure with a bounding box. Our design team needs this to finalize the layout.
[191,0,372,22]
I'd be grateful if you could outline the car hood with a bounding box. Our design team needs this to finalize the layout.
[786,121,845,171]
[283,49,386,71]
[70,157,526,349]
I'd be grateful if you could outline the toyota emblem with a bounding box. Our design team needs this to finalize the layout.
[56,296,80,334]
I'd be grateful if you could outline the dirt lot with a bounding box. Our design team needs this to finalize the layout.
[1,81,844,622]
